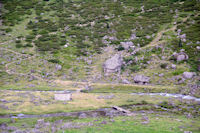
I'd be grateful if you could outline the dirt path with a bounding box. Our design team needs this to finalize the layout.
[0,34,46,77]
[138,16,189,51]
[54,79,177,91]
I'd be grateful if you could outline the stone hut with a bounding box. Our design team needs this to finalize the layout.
[54,91,72,101]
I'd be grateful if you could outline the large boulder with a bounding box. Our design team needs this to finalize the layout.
[103,54,123,74]
[172,52,188,62]
[182,72,195,79]
[122,79,131,84]
[133,75,150,85]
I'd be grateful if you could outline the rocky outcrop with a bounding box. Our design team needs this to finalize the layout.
[133,75,150,85]
[103,54,123,75]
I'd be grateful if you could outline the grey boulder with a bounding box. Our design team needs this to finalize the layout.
[133,75,150,85]
[120,41,134,50]
[171,64,176,69]
[55,64,62,70]
[172,52,188,62]
[103,54,123,74]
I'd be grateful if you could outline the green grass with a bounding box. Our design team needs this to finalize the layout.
[64,114,200,133]
[0,85,65,91]
[3,90,198,115]
[0,113,199,133]
[0,116,77,129]
[1,0,199,84]
[88,84,179,93]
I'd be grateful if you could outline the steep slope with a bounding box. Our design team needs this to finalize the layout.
[0,0,199,95]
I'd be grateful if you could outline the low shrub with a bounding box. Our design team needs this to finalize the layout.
[159,101,174,109]
[48,59,62,64]
[15,43,23,48]
[160,63,168,69]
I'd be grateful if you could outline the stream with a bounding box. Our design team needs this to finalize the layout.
[131,93,200,102]
[0,91,199,119]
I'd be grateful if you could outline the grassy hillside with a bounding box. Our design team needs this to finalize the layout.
[0,0,199,83]
[0,0,200,132]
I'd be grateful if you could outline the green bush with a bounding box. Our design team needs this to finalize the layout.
[160,63,168,69]
[172,69,184,76]
[15,43,23,48]
[15,40,21,43]
[5,28,12,33]
[159,101,174,109]
[130,65,140,72]
[48,59,61,64]
[117,45,125,51]
[141,100,148,105]
[24,44,33,47]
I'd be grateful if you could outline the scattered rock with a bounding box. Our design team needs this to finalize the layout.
[61,122,76,129]
[55,64,62,70]
[0,123,7,130]
[35,119,45,129]
[100,121,107,124]
[182,72,195,79]
[0,99,8,103]
[13,129,28,133]
[6,126,17,131]
[78,113,87,118]
[120,41,133,50]
[141,121,149,124]
[184,131,192,133]
[91,112,98,118]
[37,119,45,125]
[133,75,150,85]
[29,75,37,81]
[159,73,164,77]
[178,77,185,84]
[112,106,131,114]
[122,79,130,84]
[0,104,9,110]
[30,69,36,73]
[17,114,25,118]
[172,52,188,62]
[171,64,176,69]
[87,60,92,65]
[11,118,16,123]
